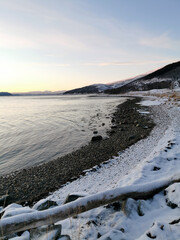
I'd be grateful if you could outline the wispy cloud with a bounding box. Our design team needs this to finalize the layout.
[139,33,179,49]
[83,59,178,67]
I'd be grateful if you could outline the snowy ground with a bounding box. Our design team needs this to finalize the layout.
[49,93,180,239]
[1,92,180,240]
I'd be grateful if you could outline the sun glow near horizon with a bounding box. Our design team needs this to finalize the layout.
[0,0,180,93]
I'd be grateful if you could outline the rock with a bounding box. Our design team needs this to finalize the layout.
[93,130,98,134]
[129,135,135,140]
[97,232,102,238]
[111,125,117,129]
[0,194,12,207]
[165,183,180,208]
[111,118,115,123]
[33,199,58,211]
[30,224,62,240]
[152,166,160,171]
[64,193,86,204]
[102,123,105,126]
[8,231,30,240]
[58,235,71,240]
[91,135,103,141]
[105,201,121,211]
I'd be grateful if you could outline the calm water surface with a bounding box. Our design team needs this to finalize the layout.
[0,95,125,175]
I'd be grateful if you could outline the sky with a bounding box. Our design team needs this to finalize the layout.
[0,0,180,93]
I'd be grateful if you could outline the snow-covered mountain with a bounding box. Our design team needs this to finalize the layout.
[105,60,180,94]
[63,75,145,94]
[64,61,180,94]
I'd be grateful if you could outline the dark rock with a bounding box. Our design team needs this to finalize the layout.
[93,130,98,134]
[58,235,72,240]
[111,125,117,129]
[102,123,105,126]
[169,218,180,225]
[105,201,121,211]
[64,193,85,204]
[146,232,156,239]
[129,135,135,140]
[33,199,58,211]
[152,166,160,171]
[87,220,97,226]
[91,135,103,141]
[111,118,115,123]
[97,232,102,238]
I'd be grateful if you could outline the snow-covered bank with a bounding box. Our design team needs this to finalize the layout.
[50,95,180,239]
[0,94,180,240]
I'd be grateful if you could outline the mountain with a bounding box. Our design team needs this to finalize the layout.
[64,60,180,95]
[0,92,12,96]
[13,91,65,96]
[105,61,180,94]
[63,84,110,94]
[63,75,145,94]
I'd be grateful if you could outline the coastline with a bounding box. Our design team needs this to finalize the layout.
[0,97,155,205]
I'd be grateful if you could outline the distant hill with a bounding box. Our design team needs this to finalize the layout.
[63,84,109,94]
[64,61,180,94]
[63,75,145,95]
[12,91,65,96]
[105,61,180,94]
[0,92,12,96]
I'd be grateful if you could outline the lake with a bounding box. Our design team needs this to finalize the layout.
[0,95,125,175]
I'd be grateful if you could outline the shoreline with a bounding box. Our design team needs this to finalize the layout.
[0,97,155,205]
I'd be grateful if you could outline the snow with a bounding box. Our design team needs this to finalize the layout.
[52,94,180,239]
[0,92,180,240]
[140,99,165,106]
[165,183,180,208]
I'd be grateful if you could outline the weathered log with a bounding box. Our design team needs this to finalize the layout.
[0,173,180,237]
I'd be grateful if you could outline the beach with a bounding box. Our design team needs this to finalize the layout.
[0,97,155,204]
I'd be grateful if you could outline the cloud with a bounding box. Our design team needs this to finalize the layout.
[83,59,178,67]
[139,33,178,49]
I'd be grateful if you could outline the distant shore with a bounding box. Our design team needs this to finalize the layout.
[0,97,155,205]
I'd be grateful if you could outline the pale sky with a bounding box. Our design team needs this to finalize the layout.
[0,0,179,92]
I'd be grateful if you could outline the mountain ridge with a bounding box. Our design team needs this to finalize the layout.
[63,60,180,94]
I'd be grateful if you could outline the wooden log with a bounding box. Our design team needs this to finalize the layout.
[0,173,180,237]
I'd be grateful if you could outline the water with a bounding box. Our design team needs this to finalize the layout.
[0,95,125,175]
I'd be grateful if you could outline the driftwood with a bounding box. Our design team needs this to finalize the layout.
[0,173,180,237]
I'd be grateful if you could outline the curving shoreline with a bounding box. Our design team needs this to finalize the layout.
[0,97,155,205]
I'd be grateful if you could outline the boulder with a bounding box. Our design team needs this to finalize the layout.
[64,193,86,204]
[57,235,71,240]
[91,135,103,142]
[33,199,58,211]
